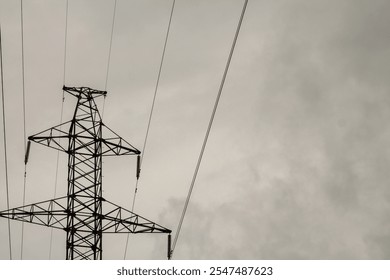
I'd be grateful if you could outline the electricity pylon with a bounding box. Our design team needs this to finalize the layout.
[0,86,171,260]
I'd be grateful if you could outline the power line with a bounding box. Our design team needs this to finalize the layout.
[102,0,118,119]
[62,0,68,86]
[20,0,28,260]
[49,0,68,260]
[104,0,117,91]
[170,0,249,258]
[140,0,176,164]
[0,24,13,260]
[123,0,176,260]
[21,0,27,151]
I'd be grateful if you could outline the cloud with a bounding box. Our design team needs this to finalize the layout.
[152,0,390,259]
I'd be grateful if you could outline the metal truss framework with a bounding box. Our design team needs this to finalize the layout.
[0,86,171,260]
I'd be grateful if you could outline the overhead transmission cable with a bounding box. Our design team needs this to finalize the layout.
[101,0,118,119]
[62,0,68,87]
[123,0,176,260]
[20,0,28,260]
[170,0,249,259]
[21,0,27,152]
[0,24,13,260]
[132,0,175,216]
[49,0,69,260]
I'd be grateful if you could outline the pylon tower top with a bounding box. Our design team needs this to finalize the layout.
[64,85,107,98]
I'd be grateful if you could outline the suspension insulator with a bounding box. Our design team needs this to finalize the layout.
[24,140,31,164]
[167,234,172,260]
[136,155,141,179]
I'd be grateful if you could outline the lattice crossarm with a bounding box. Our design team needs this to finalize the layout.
[28,120,72,153]
[101,201,171,234]
[0,197,68,230]
[100,125,140,156]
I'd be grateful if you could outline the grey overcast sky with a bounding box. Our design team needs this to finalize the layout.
[1,0,390,260]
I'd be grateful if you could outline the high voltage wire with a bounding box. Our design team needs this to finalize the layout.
[139,0,176,166]
[170,0,249,258]
[62,0,68,86]
[20,0,28,260]
[101,0,117,120]
[17,0,68,260]
[20,0,26,150]
[123,0,176,260]
[49,0,68,260]
[105,0,117,91]
[0,24,13,260]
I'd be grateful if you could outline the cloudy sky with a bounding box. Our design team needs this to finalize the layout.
[0,0,390,260]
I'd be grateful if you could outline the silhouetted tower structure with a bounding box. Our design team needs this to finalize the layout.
[0,86,171,260]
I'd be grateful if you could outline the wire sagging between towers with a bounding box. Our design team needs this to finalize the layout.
[123,0,176,260]
[170,0,249,258]
[101,0,118,120]
[49,0,69,260]
[20,0,28,260]
[0,24,13,260]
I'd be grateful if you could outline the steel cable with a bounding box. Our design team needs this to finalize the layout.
[0,24,13,260]
[102,0,118,120]
[170,0,249,258]
[20,0,28,260]
[123,0,176,260]
[49,0,68,259]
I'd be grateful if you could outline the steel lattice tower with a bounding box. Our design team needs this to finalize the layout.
[0,86,171,260]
